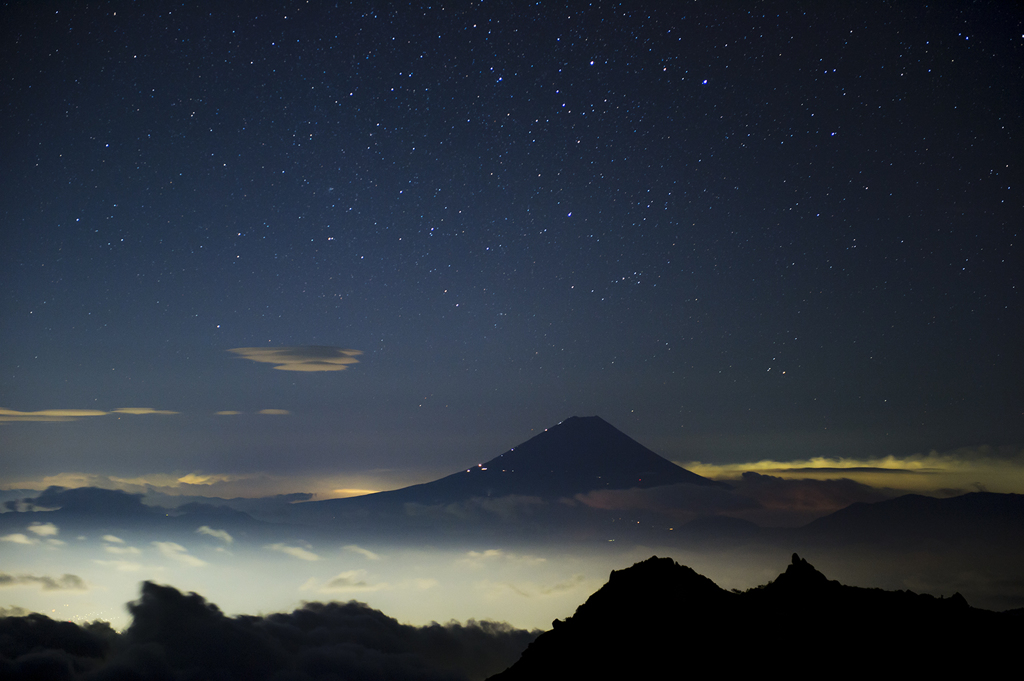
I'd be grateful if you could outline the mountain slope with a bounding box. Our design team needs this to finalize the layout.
[801,491,1024,544]
[296,416,721,516]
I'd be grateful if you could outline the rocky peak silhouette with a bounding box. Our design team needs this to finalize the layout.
[489,553,1022,679]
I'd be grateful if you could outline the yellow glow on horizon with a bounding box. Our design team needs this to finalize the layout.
[176,473,244,486]
[0,470,429,502]
[330,488,381,498]
[682,446,1024,494]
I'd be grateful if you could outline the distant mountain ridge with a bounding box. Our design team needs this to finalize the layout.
[490,553,1023,679]
[802,490,1024,544]
[296,416,722,515]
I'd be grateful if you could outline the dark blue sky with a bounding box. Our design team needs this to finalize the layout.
[2,1,1021,495]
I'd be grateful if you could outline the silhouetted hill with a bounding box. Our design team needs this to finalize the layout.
[0,486,274,540]
[489,553,1023,679]
[800,491,1024,545]
[293,416,722,519]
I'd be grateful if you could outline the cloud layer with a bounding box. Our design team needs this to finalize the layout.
[0,581,538,681]
[0,407,177,423]
[228,346,363,372]
[0,573,87,591]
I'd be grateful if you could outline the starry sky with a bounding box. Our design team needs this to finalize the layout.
[2,1,1022,499]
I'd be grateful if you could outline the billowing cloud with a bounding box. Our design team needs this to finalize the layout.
[228,346,363,372]
[27,522,58,537]
[0,572,87,591]
[265,543,320,561]
[152,541,207,567]
[0,581,535,681]
[1,533,37,545]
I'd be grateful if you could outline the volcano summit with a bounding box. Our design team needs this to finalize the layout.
[298,416,721,516]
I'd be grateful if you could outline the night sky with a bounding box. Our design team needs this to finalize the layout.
[2,1,1022,499]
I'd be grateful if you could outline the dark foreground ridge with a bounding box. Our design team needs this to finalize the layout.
[489,554,1024,679]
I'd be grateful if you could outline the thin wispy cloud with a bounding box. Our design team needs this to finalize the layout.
[344,545,381,560]
[2,471,373,502]
[0,572,87,591]
[258,409,290,415]
[196,526,233,544]
[93,559,143,572]
[0,408,107,422]
[317,570,391,593]
[540,574,586,595]
[0,407,178,423]
[153,541,207,567]
[459,550,547,569]
[265,543,320,561]
[683,445,1024,495]
[228,346,363,372]
[105,545,141,555]
[176,473,244,486]
[473,574,596,601]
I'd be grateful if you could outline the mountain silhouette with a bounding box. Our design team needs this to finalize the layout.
[295,416,722,518]
[489,553,1023,679]
[801,490,1024,545]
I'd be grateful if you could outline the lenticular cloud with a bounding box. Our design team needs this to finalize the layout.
[228,346,362,372]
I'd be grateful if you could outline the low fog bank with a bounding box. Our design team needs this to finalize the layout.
[0,581,538,681]
[4,485,1023,629]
